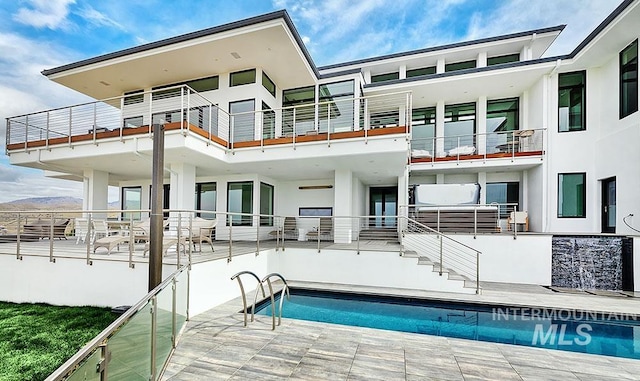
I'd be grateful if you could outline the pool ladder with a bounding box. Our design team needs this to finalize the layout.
[230,271,290,330]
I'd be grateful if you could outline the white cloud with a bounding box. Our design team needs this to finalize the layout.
[76,5,125,30]
[13,0,76,30]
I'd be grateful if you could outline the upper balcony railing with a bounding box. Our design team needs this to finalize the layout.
[410,128,545,164]
[5,86,412,154]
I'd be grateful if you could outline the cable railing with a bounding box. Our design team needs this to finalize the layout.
[6,89,411,154]
[6,85,231,153]
[45,265,189,381]
[400,216,481,294]
[410,128,545,163]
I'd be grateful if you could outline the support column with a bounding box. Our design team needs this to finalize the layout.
[334,169,353,243]
[82,169,109,218]
[477,96,487,155]
[435,100,445,157]
[169,163,196,212]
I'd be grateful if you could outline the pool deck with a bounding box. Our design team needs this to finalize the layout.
[162,282,640,380]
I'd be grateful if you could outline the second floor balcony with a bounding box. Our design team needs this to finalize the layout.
[5,86,412,156]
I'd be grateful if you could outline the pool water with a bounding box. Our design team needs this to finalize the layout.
[256,288,640,359]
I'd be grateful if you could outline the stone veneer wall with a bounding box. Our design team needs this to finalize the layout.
[551,236,632,291]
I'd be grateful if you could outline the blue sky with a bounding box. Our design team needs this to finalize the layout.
[0,0,623,203]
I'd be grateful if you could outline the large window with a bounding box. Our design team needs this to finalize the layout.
[152,75,219,100]
[411,107,436,154]
[444,103,476,152]
[558,173,586,218]
[283,86,315,135]
[227,181,253,226]
[230,99,255,143]
[262,72,276,97]
[122,186,142,220]
[262,102,275,139]
[123,90,143,105]
[195,182,216,219]
[487,53,520,66]
[558,71,586,132]
[148,184,170,218]
[260,183,274,226]
[487,98,519,153]
[407,66,436,77]
[445,60,476,72]
[318,80,354,133]
[486,182,519,218]
[230,69,256,87]
[620,39,638,119]
[371,72,399,83]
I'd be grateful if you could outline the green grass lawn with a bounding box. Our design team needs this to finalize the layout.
[0,302,115,381]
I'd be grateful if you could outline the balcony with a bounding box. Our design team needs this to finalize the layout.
[410,128,545,168]
[5,86,411,155]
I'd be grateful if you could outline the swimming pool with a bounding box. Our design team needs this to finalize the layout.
[256,288,640,359]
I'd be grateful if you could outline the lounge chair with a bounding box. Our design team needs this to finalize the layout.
[93,235,130,255]
[143,237,187,257]
[182,217,217,252]
[269,216,298,240]
[307,217,333,241]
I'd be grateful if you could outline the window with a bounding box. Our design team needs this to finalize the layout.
[230,99,255,143]
[444,103,476,152]
[558,71,586,132]
[407,66,436,77]
[187,76,219,92]
[188,105,218,133]
[283,86,315,135]
[195,182,216,219]
[411,107,436,154]
[122,186,142,220]
[123,116,143,128]
[123,90,143,105]
[260,183,274,226]
[620,39,638,119]
[262,102,275,139]
[487,53,520,66]
[262,72,276,97]
[152,109,182,125]
[371,72,399,83]
[558,173,586,218]
[445,60,476,72]
[318,80,354,133]
[227,181,253,226]
[487,98,519,153]
[149,184,170,218]
[486,182,519,218]
[299,207,332,216]
[230,69,256,87]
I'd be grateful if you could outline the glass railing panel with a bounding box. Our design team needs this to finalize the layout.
[155,283,175,376]
[176,269,189,332]
[66,349,102,381]
[107,302,152,381]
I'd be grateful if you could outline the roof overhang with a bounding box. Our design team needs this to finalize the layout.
[364,59,558,106]
[43,11,318,100]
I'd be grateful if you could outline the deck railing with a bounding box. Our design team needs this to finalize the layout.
[410,128,545,163]
[45,265,189,381]
[6,87,412,154]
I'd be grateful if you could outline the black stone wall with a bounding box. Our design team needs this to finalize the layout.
[551,236,633,291]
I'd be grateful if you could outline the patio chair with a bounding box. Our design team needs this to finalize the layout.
[183,217,217,252]
[143,236,187,257]
[507,211,529,232]
[94,235,130,255]
[75,218,90,244]
[307,217,333,241]
[92,220,111,242]
[269,216,297,240]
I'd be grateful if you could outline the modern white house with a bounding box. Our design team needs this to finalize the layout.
[3,0,640,296]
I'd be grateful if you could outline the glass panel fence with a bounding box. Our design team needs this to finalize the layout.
[107,302,152,381]
[66,349,102,381]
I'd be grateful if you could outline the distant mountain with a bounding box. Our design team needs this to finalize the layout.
[3,197,83,206]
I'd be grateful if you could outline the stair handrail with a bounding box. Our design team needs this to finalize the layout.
[230,271,265,327]
[401,216,481,294]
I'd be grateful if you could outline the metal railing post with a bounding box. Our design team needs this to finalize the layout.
[177,212,182,269]
[25,115,29,151]
[187,214,192,267]
[256,215,260,256]
[172,278,177,348]
[356,217,360,255]
[292,108,296,150]
[86,214,93,265]
[128,213,134,268]
[439,235,443,276]
[92,103,97,144]
[16,213,21,260]
[476,251,481,294]
[49,213,55,263]
[150,296,157,381]
[45,112,50,150]
[473,208,477,239]
[228,214,233,263]
[317,218,321,253]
